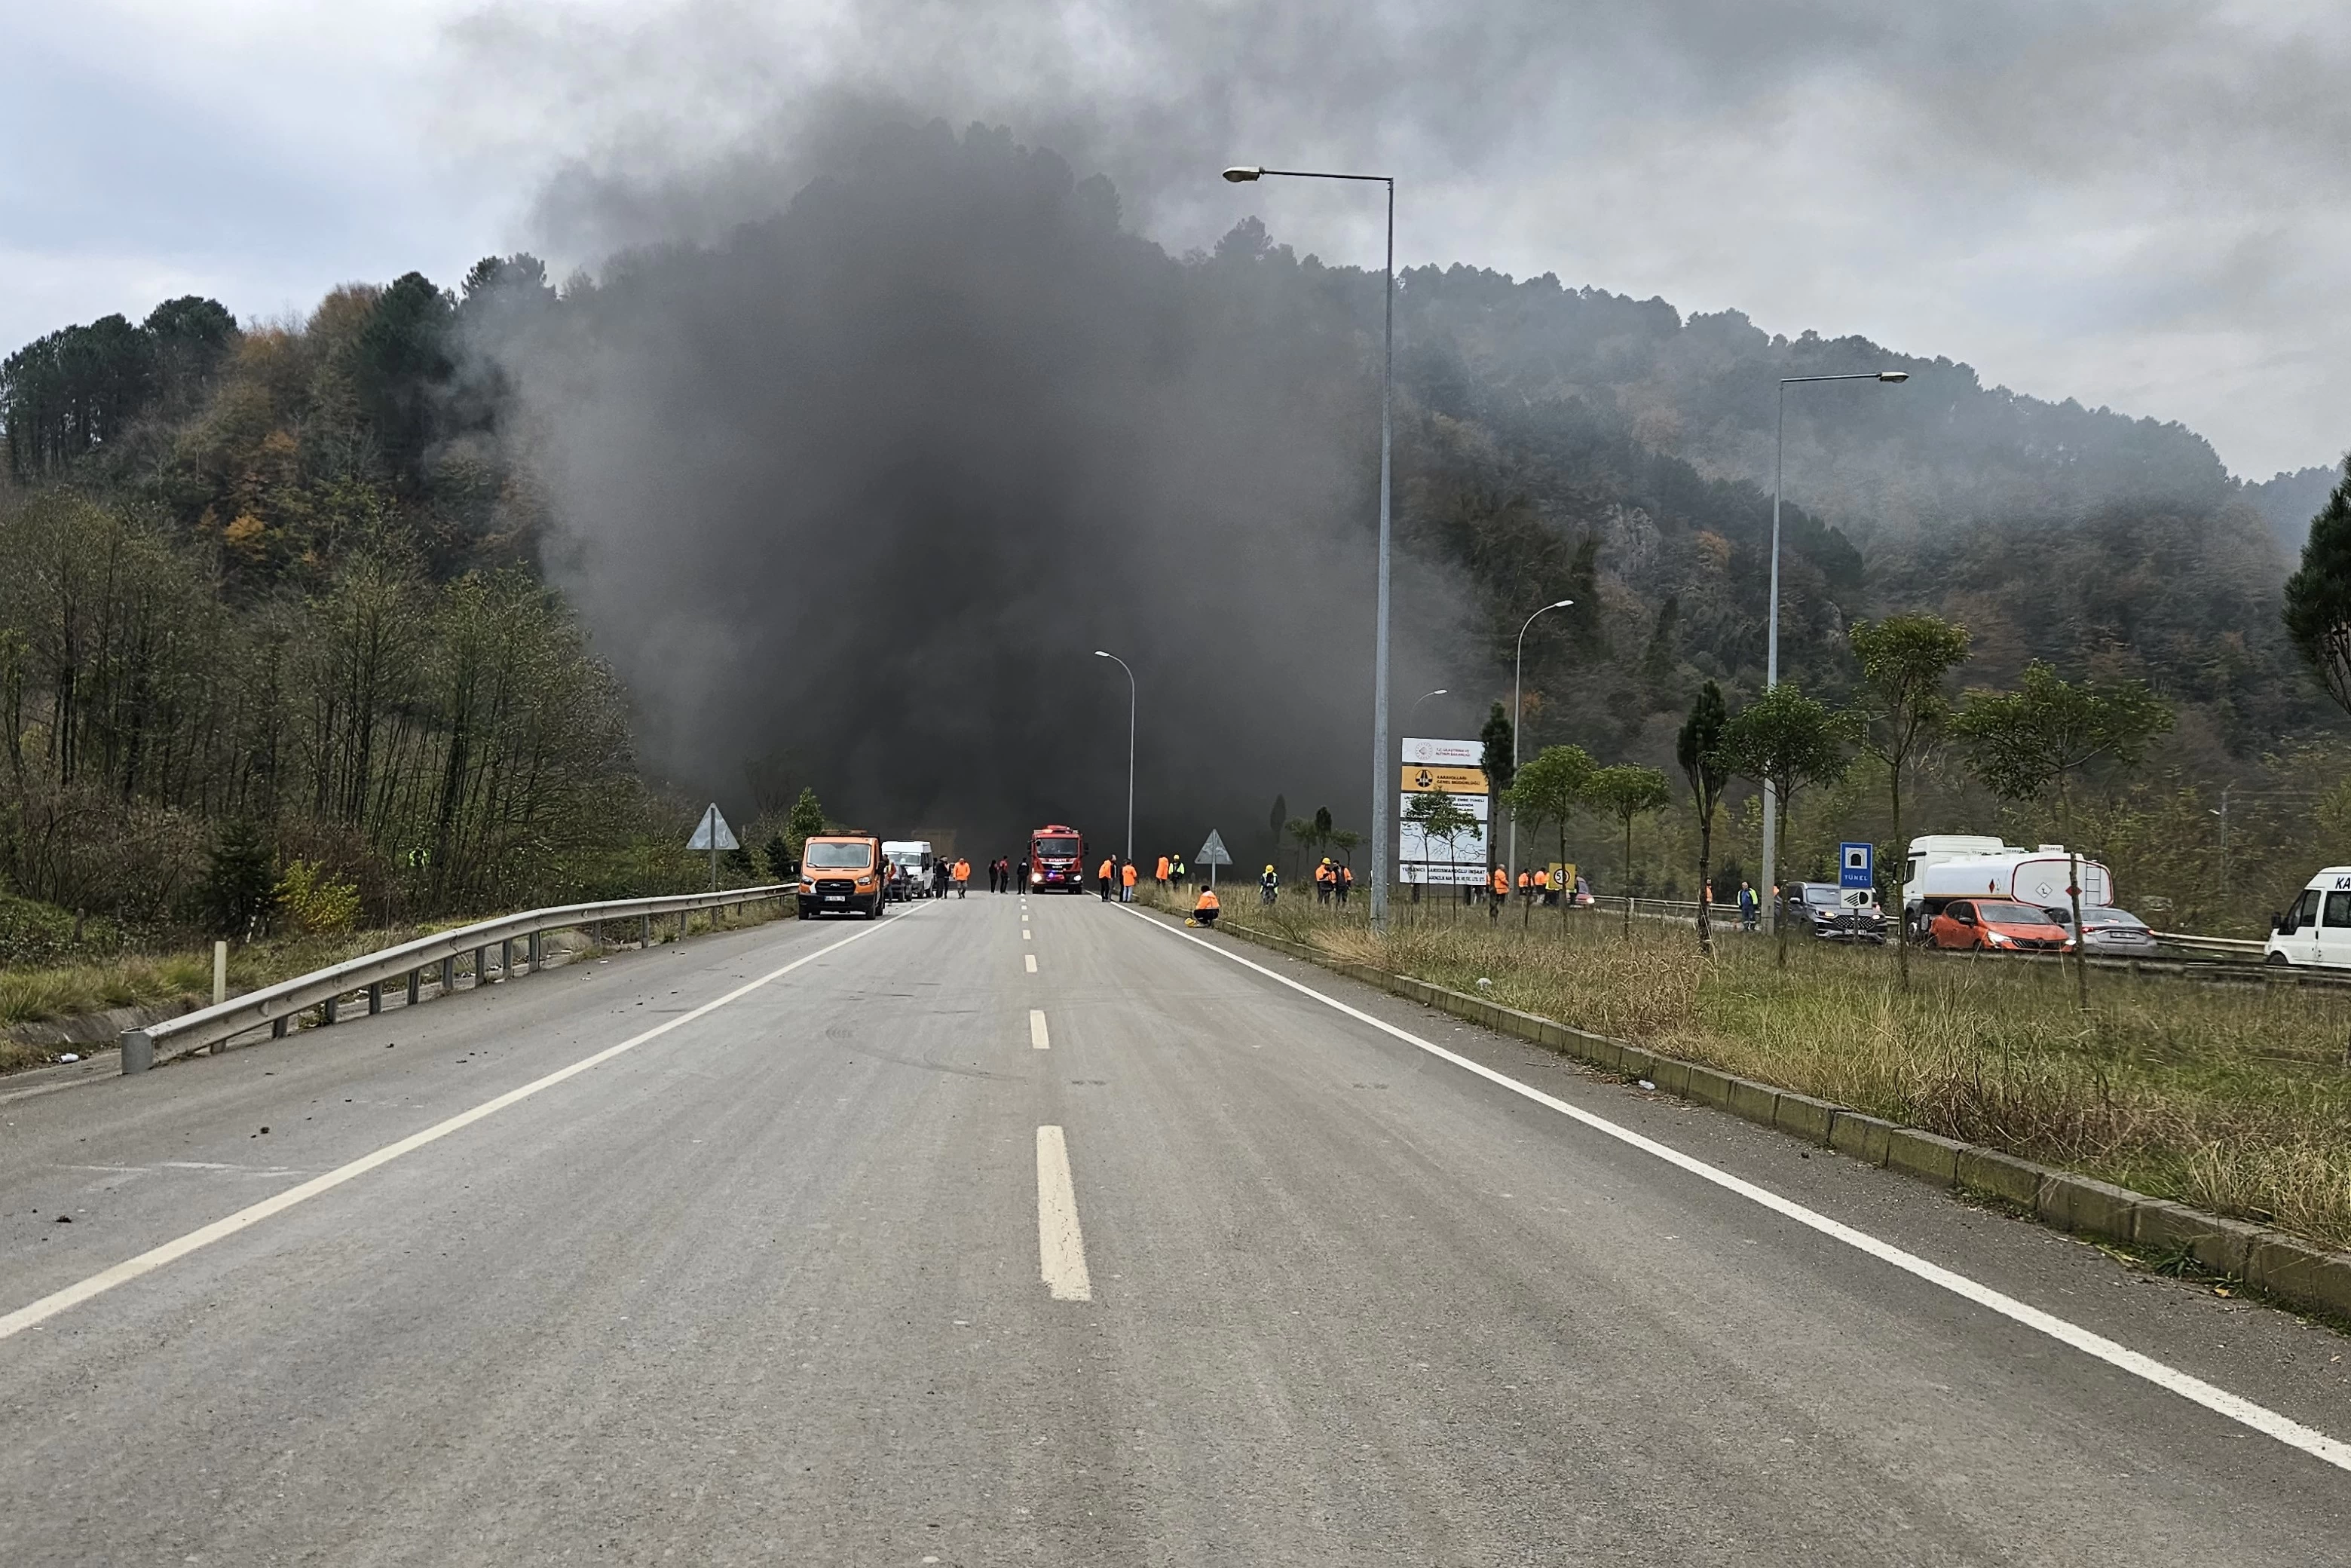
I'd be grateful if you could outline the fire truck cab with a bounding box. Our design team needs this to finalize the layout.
[1027,825,1087,893]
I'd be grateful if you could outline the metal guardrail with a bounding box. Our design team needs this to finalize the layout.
[2151,930,2269,956]
[120,885,794,1075]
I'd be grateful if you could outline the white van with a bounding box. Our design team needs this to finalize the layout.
[2264,868,2351,968]
[881,841,934,901]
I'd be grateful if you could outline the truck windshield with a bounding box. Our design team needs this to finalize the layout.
[1035,838,1079,859]
[805,842,873,869]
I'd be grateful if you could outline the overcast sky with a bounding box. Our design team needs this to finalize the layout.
[5,0,2344,479]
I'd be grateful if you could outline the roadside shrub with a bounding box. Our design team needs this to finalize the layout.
[274,860,361,936]
[0,893,127,966]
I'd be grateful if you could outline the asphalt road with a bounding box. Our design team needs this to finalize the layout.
[2,890,2348,1565]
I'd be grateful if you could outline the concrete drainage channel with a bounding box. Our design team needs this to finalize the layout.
[1214,919,2351,1330]
[117,886,795,1075]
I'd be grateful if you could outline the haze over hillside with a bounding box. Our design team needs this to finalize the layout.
[7,119,2341,878]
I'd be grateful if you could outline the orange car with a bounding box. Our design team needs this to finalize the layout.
[1924,898,2074,954]
[797,833,886,919]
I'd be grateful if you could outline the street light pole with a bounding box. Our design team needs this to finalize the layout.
[1508,599,1575,884]
[1094,650,1135,863]
[1761,369,1906,932]
[1224,164,1394,928]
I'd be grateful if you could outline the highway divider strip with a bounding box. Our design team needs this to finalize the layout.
[1120,905,2351,1474]
[1202,917,2351,1329]
[0,914,902,1343]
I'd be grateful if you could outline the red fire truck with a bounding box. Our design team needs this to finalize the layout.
[1027,825,1088,893]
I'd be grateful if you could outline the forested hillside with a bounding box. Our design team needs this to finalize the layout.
[0,265,710,941]
[2,124,2345,943]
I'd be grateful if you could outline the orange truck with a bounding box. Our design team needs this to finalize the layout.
[797,833,886,919]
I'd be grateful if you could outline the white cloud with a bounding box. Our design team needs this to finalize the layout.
[5,0,2346,477]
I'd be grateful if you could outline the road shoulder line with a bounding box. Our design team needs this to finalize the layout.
[1115,903,2351,1476]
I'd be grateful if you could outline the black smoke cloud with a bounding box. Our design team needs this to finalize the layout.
[490,121,1445,859]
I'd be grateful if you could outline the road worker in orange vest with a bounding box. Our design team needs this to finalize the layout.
[1098,856,1116,902]
[1191,885,1221,926]
[1121,859,1139,902]
[1156,854,1171,890]
[953,857,971,898]
[1489,863,1509,920]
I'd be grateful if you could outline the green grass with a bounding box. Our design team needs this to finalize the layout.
[1187,888,2351,1254]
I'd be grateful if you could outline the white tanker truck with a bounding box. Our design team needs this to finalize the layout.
[1903,838,2112,942]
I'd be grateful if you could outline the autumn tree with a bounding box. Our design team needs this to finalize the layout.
[1952,660,2173,1006]
[1583,765,1670,940]
[1847,613,1971,988]
[1721,684,1850,967]
[1505,744,1594,927]
[1404,787,1479,911]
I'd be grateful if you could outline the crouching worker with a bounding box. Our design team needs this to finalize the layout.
[1189,886,1221,927]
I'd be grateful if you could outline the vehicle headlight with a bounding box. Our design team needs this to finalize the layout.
[1030,871,1042,884]
[1985,931,2011,947]
[799,878,814,891]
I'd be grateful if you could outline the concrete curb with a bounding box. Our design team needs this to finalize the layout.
[1214,918,2351,1328]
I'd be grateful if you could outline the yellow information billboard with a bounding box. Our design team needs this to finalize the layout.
[1400,764,1488,795]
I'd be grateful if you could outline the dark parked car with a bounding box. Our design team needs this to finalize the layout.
[1781,881,1887,943]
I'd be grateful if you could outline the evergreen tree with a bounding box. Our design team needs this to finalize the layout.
[205,818,277,941]
[2282,458,2351,718]
[785,786,828,861]
[1676,681,1731,955]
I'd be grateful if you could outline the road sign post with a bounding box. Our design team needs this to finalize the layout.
[689,804,739,891]
[1197,828,1233,889]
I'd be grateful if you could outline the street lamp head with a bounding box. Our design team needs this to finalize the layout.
[1428,688,1448,697]
[1550,598,1576,610]
[1877,370,1909,383]
[1221,166,1263,182]
[1092,650,1111,658]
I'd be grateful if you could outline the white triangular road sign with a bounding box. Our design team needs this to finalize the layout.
[1196,829,1232,866]
[687,804,739,850]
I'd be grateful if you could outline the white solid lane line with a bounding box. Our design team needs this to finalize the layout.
[1030,1010,1051,1050]
[1036,1125,1091,1301]
[1118,906,2351,1476]
[0,917,902,1343]
[1025,954,1038,973]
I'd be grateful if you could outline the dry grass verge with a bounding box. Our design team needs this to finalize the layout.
[1184,889,2351,1254]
